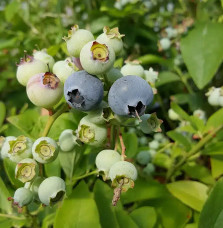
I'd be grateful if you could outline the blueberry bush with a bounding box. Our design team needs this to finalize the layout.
[1,0,223,227]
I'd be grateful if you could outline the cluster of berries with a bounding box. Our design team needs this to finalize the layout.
[206,87,223,107]
[1,24,156,207]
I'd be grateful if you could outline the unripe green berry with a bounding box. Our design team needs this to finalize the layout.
[109,161,137,181]
[149,140,159,150]
[53,59,76,83]
[15,158,39,183]
[26,72,63,109]
[32,137,59,164]
[160,38,171,50]
[30,177,45,200]
[144,68,158,85]
[13,187,33,207]
[121,63,144,78]
[80,41,115,75]
[59,129,78,152]
[143,163,155,176]
[139,136,148,146]
[0,136,16,159]
[8,136,33,163]
[206,87,220,106]
[77,116,107,147]
[168,109,180,121]
[64,25,94,57]
[38,176,66,206]
[96,26,124,55]
[33,50,55,71]
[16,56,48,86]
[106,67,123,85]
[136,151,151,165]
[193,109,206,121]
[96,150,121,179]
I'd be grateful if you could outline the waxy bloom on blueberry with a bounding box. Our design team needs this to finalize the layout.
[13,187,33,208]
[16,55,48,86]
[59,129,78,152]
[108,75,154,117]
[38,176,66,206]
[15,158,39,183]
[0,136,16,159]
[96,150,121,179]
[33,50,55,71]
[96,26,124,55]
[64,24,94,57]
[80,41,115,75]
[53,58,76,83]
[8,136,32,163]
[64,71,104,111]
[121,61,145,78]
[32,137,59,164]
[77,116,107,147]
[26,72,63,109]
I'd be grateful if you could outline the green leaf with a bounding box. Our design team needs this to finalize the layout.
[0,218,12,228]
[199,178,223,228]
[204,108,223,132]
[54,181,101,228]
[167,181,208,211]
[44,157,61,177]
[0,176,12,213]
[181,22,223,89]
[123,133,138,158]
[210,155,223,178]
[202,142,223,155]
[3,158,23,188]
[121,178,167,204]
[153,153,172,169]
[42,213,55,228]
[130,206,157,228]
[0,101,6,128]
[5,0,20,22]
[167,130,191,150]
[156,71,180,87]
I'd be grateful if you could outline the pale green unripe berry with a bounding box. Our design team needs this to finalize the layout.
[121,63,145,78]
[0,136,16,159]
[106,67,123,85]
[13,187,33,207]
[26,72,63,109]
[52,59,76,83]
[144,68,158,85]
[193,109,206,121]
[33,50,55,71]
[149,140,159,150]
[77,116,107,147]
[168,109,180,121]
[96,150,121,178]
[16,56,48,86]
[143,163,155,176]
[30,177,45,200]
[38,176,66,206]
[64,25,94,57]
[32,137,59,164]
[165,27,178,38]
[15,158,39,183]
[8,136,33,163]
[160,38,171,50]
[109,161,137,181]
[206,87,220,106]
[154,133,165,142]
[80,41,115,75]
[136,151,151,165]
[139,136,148,146]
[59,129,77,152]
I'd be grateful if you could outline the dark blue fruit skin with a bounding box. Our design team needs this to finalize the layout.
[108,75,153,117]
[64,71,104,111]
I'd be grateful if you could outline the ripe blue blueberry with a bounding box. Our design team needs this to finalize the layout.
[64,71,104,111]
[108,75,153,117]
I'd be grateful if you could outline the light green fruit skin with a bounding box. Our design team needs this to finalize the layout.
[208,88,220,106]
[168,109,179,121]
[143,163,155,176]
[26,73,63,109]
[139,136,148,146]
[9,137,33,163]
[33,51,55,71]
[38,176,66,206]
[136,151,151,165]
[59,129,77,152]
[106,67,123,84]
[0,136,16,159]
[15,158,39,183]
[66,29,94,57]
[16,59,48,86]
[149,149,157,157]
[13,187,33,207]
[78,116,107,147]
[96,33,123,55]
[109,161,137,181]
[96,150,121,176]
[160,38,171,50]
[30,177,45,200]
[32,137,59,164]
[154,133,164,142]
[52,60,75,83]
[80,41,115,75]
[149,140,159,150]
[193,109,206,120]
[121,64,145,78]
